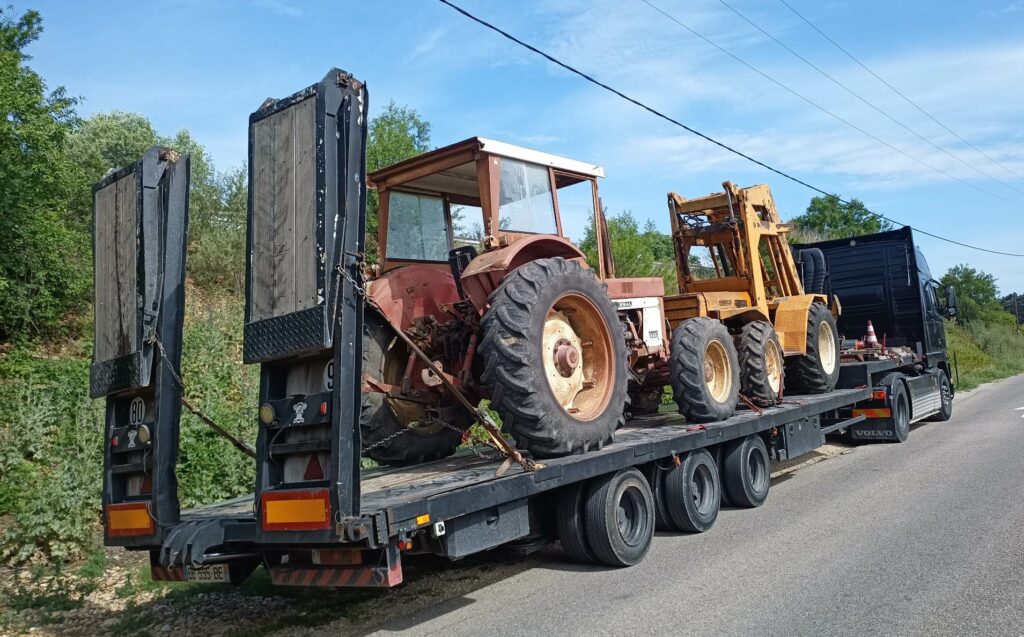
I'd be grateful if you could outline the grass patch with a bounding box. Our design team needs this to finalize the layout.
[946,319,1024,390]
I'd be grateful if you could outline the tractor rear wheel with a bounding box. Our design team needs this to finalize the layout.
[360,313,471,466]
[670,317,740,422]
[737,321,783,405]
[480,257,628,458]
[785,302,840,394]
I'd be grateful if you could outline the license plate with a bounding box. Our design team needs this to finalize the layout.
[185,564,231,583]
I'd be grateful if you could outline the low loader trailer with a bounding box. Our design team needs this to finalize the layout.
[92,69,957,588]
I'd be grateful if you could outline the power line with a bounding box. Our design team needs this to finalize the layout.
[776,0,1024,184]
[716,0,1024,197]
[637,0,1024,207]
[435,0,1024,257]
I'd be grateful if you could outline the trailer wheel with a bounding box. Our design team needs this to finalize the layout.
[663,449,721,533]
[670,317,740,422]
[480,257,628,458]
[555,482,596,564]
[785,302,840,394]
[722,435,770,507]
[361,313,470,466]
[926,371,953,422]
[644,464,675,532]
[737,321,783,405]
[583,468,655,566]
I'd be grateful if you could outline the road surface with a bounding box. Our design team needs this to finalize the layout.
[355,374,1024,636]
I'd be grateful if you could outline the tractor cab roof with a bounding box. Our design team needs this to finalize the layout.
[368,136,604,198]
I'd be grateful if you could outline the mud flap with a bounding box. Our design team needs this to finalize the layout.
[92,147,190,547]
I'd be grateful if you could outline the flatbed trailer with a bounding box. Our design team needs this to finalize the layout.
[153,380,889,587]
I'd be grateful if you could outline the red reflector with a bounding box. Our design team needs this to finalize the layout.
[872,389,887,401]
[303,454,324,481]
[319,402,327,415]
[398,539,414,551]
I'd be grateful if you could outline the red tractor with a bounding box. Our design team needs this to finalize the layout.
[362,137,667,465]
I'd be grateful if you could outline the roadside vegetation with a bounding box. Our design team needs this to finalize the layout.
[1,5,1023,633]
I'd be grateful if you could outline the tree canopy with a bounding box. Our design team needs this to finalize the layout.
[940,264,1014,324]
[790,194,892,240]
[579,211,679,294]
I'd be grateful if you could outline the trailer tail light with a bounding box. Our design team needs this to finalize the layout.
[106,502,154,537]
[262,488,331,531]
[872,389,887,401]
[853,408,892,419]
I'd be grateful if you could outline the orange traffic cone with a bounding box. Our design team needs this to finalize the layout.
[865,320,879,348]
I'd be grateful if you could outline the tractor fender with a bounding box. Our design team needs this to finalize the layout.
[771,294,828,355]
[460,236,587,310]
[367,264,461,332]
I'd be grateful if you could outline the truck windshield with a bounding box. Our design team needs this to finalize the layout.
[498,159,557,234]
[387,191,450,261]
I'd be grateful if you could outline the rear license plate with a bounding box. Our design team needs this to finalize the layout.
[185,564,230,583]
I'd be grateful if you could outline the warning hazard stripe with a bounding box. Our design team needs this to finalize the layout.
[150,565,185,581]
[852,408,892,419]
[270,561,403,588]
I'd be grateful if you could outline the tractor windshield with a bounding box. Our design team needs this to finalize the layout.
[387,191,450,261]
[498,159,557,234]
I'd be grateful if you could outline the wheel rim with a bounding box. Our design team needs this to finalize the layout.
[817,321,837,375]
[764,337,783,394]
[690,463,715,514]
[941,379,952,408]
[541,293,614,421]
[704,340,733,403]
[615,484,648,547]
[747,448,767,492]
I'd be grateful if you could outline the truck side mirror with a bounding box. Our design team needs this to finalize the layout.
[944,286,958,318]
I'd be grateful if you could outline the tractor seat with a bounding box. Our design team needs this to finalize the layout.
[604,277,665,300]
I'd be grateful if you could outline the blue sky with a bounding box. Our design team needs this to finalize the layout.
[24,0,1024,293]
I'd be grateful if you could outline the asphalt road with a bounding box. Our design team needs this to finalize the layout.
[363,374,1024,637]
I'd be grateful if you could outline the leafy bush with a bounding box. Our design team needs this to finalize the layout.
[0,348,103,564]
[945,319,1024,390]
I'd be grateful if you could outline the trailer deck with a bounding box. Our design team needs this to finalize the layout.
[181,387,870,543]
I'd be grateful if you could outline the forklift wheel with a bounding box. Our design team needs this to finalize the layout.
[785,302,840,394]
[737,321,784,405]
[670,317,740,422]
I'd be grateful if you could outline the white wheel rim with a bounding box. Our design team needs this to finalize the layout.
[818,321,836,374]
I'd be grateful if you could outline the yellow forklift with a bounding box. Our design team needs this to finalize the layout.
[661,181,841,422]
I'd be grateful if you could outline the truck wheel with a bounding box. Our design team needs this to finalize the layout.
[583,468,655,566]
[361,313,470,466]
[480,257,628,458]
[555,482,596,564]
[737,321,783,405]
[927,371,953,422]
[888,380,910,442]
[722,435,770,508]
[670,317,740,422]
[785,302,840,394]
[663,449,721,533]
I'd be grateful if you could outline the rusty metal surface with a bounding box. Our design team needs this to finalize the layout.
[366,265,461,331]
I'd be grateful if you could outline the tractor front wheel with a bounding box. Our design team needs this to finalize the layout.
[737,320,784,405]
[480,257,628,458]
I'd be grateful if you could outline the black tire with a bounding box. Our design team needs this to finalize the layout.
[663,449,721,533]
[555,483,596,564]
[670,317,740,422]
[884,376,911,443]
[737,321,784,405]
[480,257,628,458]
[927,371,953,422]
[785,302,840,394]
[722,435,771,508]
[629,386,664,417]
[360,313,470,466]
[644,464,675,532]
[583,468,655,566]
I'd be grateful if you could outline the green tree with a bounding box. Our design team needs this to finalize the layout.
[0,7,87,340]
[1001,292,1022,325]
[579,211,679,294]
[940,264,1010,324]
[365,101,431,262]
[790,194,892,239]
